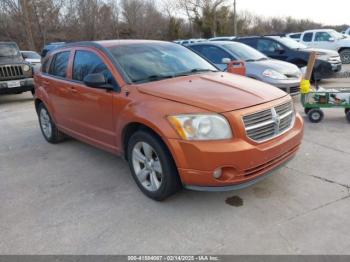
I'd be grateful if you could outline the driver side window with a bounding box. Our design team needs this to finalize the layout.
[199,45,232,64]
[315,32,332,42]
[72,50,117,87]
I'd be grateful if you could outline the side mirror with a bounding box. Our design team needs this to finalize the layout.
[22,54,28,59]
[222,58,231,64]
[328,37,335,42]
[275,47,285,54]
[83,73,112,90]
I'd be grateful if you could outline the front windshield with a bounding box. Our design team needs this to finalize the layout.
[0,43,20,57]
[108,43,218,83]
[223,43,267,61]
[275,37,307,49]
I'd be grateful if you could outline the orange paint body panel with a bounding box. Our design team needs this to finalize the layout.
[34,40,304,190]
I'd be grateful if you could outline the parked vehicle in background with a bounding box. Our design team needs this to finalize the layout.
[188,41,302,95]
[0,42,34,95]
[209,36,236,41]
[235,36,342,80]
[343,28,350,36]
[21,51,41,72]
[41,42,66,58]
[34,40,303,200]
[175,39,206,45]
[286,32,302,42]
[299,29,350,63]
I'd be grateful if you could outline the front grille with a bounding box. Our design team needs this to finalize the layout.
[242,101,295,142]
[0,65,24,80]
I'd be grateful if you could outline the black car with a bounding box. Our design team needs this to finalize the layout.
[41,42,66,58]
[234,36,342,80]
[0,42,34,95]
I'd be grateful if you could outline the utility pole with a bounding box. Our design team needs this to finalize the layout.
[233,0,237,36]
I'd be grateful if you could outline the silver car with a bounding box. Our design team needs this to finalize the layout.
[188,41,302,95]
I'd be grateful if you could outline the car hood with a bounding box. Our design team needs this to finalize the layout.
[301,47,339,56]
[136,72,287,113]
[247,59,301,75]
[0,56,24,65]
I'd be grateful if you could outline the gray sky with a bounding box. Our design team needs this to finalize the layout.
[234,0,349,25]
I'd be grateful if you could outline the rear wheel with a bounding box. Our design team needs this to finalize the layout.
[340,49,350,64]
[38,103,65,143]
[308,108,324,123]
[346,111,350,123]
[127,130,182,201]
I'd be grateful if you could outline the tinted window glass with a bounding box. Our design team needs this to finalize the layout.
[196,45,231,64]
[315,32,331,42]
[236,38,257,48]
[49,51,70,78]
[73,50,117,86]
[303,33,313,42]
[41,58,50,73]
[256,39,282,53]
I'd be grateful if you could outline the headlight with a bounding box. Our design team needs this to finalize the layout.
[23,65,30,72]
[168,114,232,140]
[262,69,287,80]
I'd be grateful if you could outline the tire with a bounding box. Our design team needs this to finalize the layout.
[345,108,350,115]
[127,130,182,201]
[38,103,65,143]
[340,49,350,64]
[308,109,324,123]
[31,88,35,96]
[304,108,311,114]
[346,111,350,123]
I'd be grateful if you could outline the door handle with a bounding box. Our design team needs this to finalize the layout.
[70,87,78,93]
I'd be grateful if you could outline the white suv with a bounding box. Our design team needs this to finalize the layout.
[300,29,350,64]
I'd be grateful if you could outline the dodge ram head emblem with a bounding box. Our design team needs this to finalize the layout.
[271,108,281,134]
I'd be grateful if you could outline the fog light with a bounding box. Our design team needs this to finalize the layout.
[213,168,222,179]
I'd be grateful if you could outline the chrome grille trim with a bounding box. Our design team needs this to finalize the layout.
[0,65,24,80]
[242,101,295,143]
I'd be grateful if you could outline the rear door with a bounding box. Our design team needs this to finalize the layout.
[67,49,117,150]
[301,32,314,47]
[45,50,72,128]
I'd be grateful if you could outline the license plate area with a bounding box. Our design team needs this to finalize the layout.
[7,81,21,88]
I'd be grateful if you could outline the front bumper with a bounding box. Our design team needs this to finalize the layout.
[167,97,304,190]
[314,60,342,79]
[0,78,34,94]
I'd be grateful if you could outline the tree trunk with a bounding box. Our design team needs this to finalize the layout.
[20,0,35,50]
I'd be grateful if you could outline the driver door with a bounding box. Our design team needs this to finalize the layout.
[67,49,118,151]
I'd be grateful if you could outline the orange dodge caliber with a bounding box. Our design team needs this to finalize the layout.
[34,40,304,200]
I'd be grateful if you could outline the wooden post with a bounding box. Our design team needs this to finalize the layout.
[304,51,317,81]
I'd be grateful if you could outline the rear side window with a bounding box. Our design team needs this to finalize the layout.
[290,34,301,39]
[303,33,313,42]
[236,38,257,48]
[49,51,70,78]
[73,50,117,86]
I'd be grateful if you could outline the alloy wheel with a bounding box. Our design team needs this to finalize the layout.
[132,142,163,192]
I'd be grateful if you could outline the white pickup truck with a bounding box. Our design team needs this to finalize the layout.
[299,29,350,64]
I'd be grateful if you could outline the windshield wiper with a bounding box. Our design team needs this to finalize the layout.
[175,68,218,76]
[133,74,174,83]
[245,59,256,62]
[256,57,268,61]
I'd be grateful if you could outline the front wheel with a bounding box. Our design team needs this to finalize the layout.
[308,108,324,123]
[127,130,182,201]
